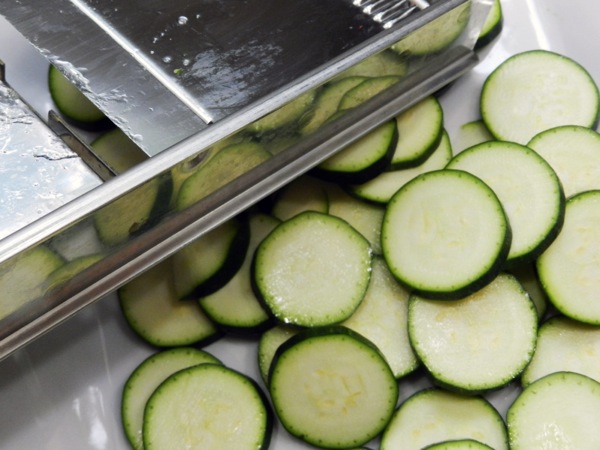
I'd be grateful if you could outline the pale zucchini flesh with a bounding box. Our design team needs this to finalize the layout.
[143,364,271,450]
[382,169,510,299]
[254,211,372,326]
[121,348,222,450]
[507,372,600,449]
[380,388,509,450]
[269,326,398,449]
[481,50,600,145]
[409,273,538,392]
[446,140,565,265]
[537,190,600,324]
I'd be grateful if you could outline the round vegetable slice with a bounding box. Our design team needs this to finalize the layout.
[253,211,372,326]
[143,364,272,450]
[382,169,511,299]
[521,315,600,387]
[424,440,494,450]
[446,140,565,266]
[528,125,600,198]
[507,372,600,449]
[268,326,398,449]
[380,388,508,450]
[537,190,600,324]
[480,50,600,144]
[121,348,221,450]
[408,273,538,392]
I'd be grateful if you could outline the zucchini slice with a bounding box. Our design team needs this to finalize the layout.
[338,76,401,110]
[528,125,600,198]
[382,169,511,299]
[268,326,398,449]
[0,246,63,320]
[481,50,600,144]
[171,216,251,300]
[350,129,452,204]
[455,120,494,154]
[314,119,397,184]
[326,184,385,255]
[391,95,444,169]
[446,140,565,266]
[257,324,300,385]
[199,214,279,333]
[118,259,219,347]
[253,211,372,327]
[90,127,147,174]
[537,190,600,324]
[342,257,419,379]
[424,440,494,450]
[474,0,503,50]
[270,175,330,221]
[507,372,600,449]
[121,348,222,450]
[408,273,538,392]
[380,388,508,450]
[299,76,367,136]
[48,64,110,129]
[521,315,600,387]
[143,364,272,450]
[177,142,271,211]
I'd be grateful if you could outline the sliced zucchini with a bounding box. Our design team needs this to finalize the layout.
[177,142,271,211]
[409,273,538,392]
[253,211,372,326]
[268,326,398,449]
[390,95,444,169]
[380,388,508,450]
[313,119,397,184]
[44,253,103,293]
[349,129,453,204]
[508,262,548,320]
[326,184,385,255]
[537,190,600,324]
[90,127,147,174]
[446,140,565,266]
[121,348,222,450]
[521,316,600,387]
[527,125,600,198]
[474,0,503,50]
[0,246,64,320]
[270,174,330,221]
[455,119,494,154]
[143,364,272,450]
[424,440,494,450]
[342,257,419,379]
[480,50,600,144]
[94,175,172,247]
[391,2,470,56]
[199,214,279,333]
[333,49,408,80]
[246,89,316,135]
[257,324,300,385]
[171,216,251,300]
[48,64,110,129]
[507,372,600,449]
[299,76,367,136]
[338,76,401,110]
[381,169,511,299]
[118,259,219,347]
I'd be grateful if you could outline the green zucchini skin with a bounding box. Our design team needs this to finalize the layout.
[48,64,112,131]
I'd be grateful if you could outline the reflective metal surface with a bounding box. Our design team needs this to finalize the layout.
[0,63,101,240]
[0,0,488,360]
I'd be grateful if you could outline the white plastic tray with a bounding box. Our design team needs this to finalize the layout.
[1,0,599,448]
